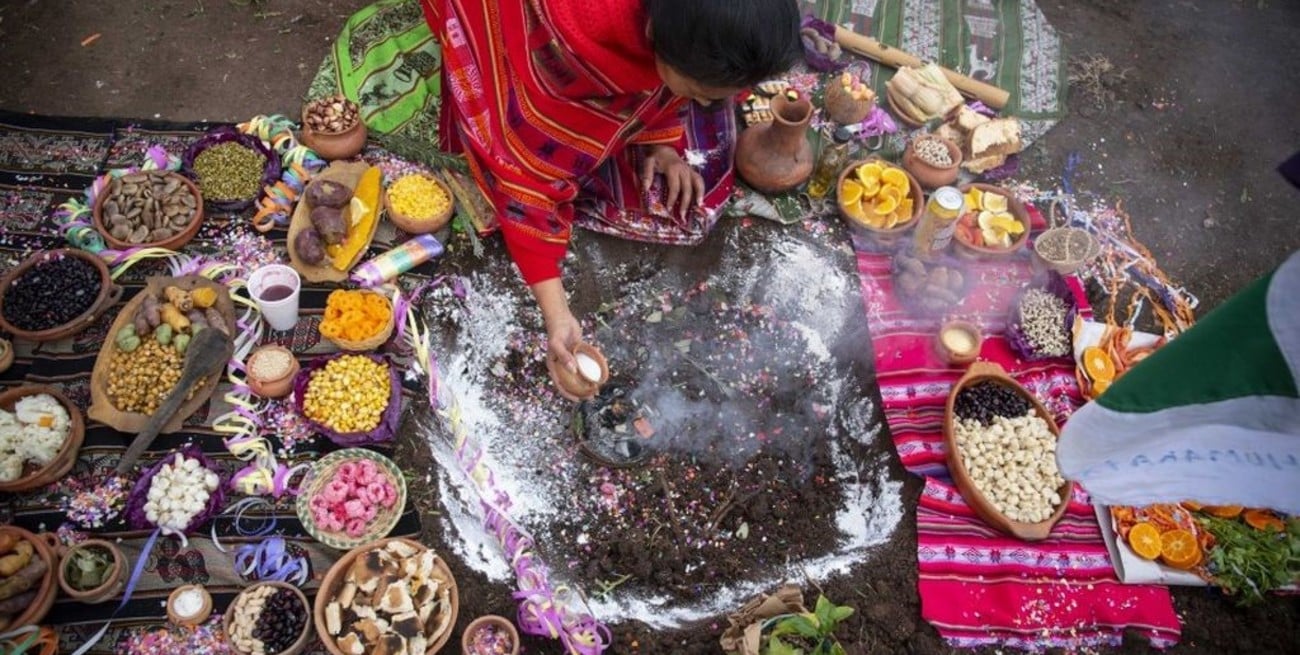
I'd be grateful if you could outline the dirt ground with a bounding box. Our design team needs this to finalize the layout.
[2,0,1299,654]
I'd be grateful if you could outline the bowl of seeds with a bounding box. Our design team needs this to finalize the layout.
[93,171,203,251]
[301,94,367,161]
[0,249,122,343]
[1006,274,1077,362]
[902,134,962,189]
[182,127,280,213]
[224,581,313,655]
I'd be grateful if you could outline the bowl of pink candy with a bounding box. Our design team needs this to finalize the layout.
[296,448,406,550]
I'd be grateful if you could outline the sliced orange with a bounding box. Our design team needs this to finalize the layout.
[1082,346,1116,382]
[872,194,899,216]
[1243,509,1285,532]
[855,162,883,187]
[1090,378,1111,396]
[1127,522,1162,560]
[880,166,908,190]
[897,198,915,222]
[841,198,870,224]
[839,179,865,206]
[1180,501,1204,512]
[1203,505,1243,519]
[1159,529,1201,569]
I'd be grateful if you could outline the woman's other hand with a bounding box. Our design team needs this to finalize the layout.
[642,144,704,219]
[532,278,584,401]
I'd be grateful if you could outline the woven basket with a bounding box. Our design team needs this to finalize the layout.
[295,448,407,550]
[322,290,395,352]
[1032,199,1101,275]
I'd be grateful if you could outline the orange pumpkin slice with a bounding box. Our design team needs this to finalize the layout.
[1127,522,1162,560]
[1082,346,1116,382]
[1203,505,1244,519]
[1159,529,1201,569]
[1243,509,1285,532]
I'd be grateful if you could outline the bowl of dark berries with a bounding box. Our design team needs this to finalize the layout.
[224,581,312,655]
[0,249,122,343]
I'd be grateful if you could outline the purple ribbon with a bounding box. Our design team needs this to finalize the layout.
[69,528,163,655]
[234,537,310,586]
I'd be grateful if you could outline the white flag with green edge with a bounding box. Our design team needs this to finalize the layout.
[1057,251,1300,514]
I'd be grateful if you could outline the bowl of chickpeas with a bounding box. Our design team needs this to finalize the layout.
[383,172,454,236]
[293,353,402,446]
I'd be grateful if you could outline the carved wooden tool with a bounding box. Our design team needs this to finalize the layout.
[115,328,233,476]
[833,26,1011,109]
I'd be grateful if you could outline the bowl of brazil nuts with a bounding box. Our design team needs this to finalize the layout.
[224,581,313,655]
[93,171,204,251]
[301,94,367,161]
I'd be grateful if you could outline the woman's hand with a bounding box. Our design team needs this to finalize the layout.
[642,144,704,219]
[532,278,584,401]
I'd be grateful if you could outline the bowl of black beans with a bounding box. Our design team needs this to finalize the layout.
[0,249,122,343]
[225,581,312,655]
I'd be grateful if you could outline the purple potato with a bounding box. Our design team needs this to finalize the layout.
[304,179,352,209]
[294,226,327,265]
[309,206,347,245]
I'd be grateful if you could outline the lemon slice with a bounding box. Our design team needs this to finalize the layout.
[981,227,1003,245]
[982,192,1009,213]
[964,188,984,211]
[977,210,996,231]
[348,197,370,227]
[988,214,1021,235]
[840,179,865,206]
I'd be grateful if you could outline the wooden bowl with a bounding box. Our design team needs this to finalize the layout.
[0,527,59,630]
[953,183,1032,260]
[57,539,125,604]
[313,538,459,655]
[0,385,85,493]
[322,290,395,352]
[943,362,1072,541]
[87,275,236,435]
[246,345,301,398]
[836,158,924,248]
[167,584,213,626]
[546,342,609,401]
[224,581,313,655]
[461,615,520,655]
[92,172,204,252]
[0,338,14,375]
[295,448,407,550]
[902,135,962,189]
[301,106,367,161]
[0,249,122,343]
[384,173,454,236]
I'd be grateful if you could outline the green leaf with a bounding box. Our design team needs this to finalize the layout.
[830,644,848,655]
[829,606,855,623]
[786,615,822,639]
[814,595,833,628]
[767,636,800,655]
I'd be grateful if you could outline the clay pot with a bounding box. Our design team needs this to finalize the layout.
[225,581,313,655]
[462,615,520,655]
[824,81,875,125]
[835,158,924,250]
[0,385,85,493]
[0,338,13,375]
[943,362,1072,541]
[301,108,367,161]
[735,94,815,194]
[0,249,123,343]
[952,183,1032,260]
[167,584,213,626]
[246,345,300,399]
[384,173,454,236]
[0,527,59,630]
[935,320,982,366]
[902,135,962,189]
[57,539,126,604]
[547,343,609,401]
[92,172,205,252]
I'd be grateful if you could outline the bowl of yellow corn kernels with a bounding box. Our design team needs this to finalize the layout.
[293,353,402,446]
[383,172,454,236]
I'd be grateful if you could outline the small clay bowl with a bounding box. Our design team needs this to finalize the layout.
[168,584,213,626]
[384,172,454,236]
[0,249,123,343]
[462,614,521,655]
[0,385,85,493]
[92,171,205,252]
[225,581,313,655]
[547,343,609,401]
[836,158,924,250]
[0,338,13,375]
[246,345,300,399]
[58,539,126,604]
[936,320,982,366]
[952,183,1033,260]
[301,106,367,161]
[902,135,963,189]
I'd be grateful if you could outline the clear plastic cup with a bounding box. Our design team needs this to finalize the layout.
[247,265,302,331]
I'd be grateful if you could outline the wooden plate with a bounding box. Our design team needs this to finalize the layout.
[0,385,85,493]
[312,538,458,655]
[88,275,236,435]
[287,161,375,283]
[943,361,1073,541]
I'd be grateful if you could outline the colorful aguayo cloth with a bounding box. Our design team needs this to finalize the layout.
[853,204,1181,649]
[0,110,427,654]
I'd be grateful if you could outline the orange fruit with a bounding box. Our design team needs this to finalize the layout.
[1127,522,1162,560]
[1180,501,1204,512]
[1203,505,1244,519]
[872,194,899,216]
[1090,378,1111,396]
[880,166,908,190]
[1082,346,1116,382]
[855,162,883,187]
[897,198,915,222]
[841,198,870,224]
[1159,529,1201,569]
[1243,509,1285,532]
[839,179,865,206]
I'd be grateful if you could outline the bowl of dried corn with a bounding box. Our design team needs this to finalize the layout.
[384,172,454,236]
[294,353,401,447]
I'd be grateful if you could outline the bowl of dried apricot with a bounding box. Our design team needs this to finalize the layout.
[318,289,394,352]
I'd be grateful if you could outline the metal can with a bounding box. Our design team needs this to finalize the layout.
[914,186,965,258]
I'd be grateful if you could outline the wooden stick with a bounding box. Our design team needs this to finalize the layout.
[833,26,1011,110]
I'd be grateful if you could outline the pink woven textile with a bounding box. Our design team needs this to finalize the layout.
[853,205,1182,650]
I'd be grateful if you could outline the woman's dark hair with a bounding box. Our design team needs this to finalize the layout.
[645,0,802,88]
